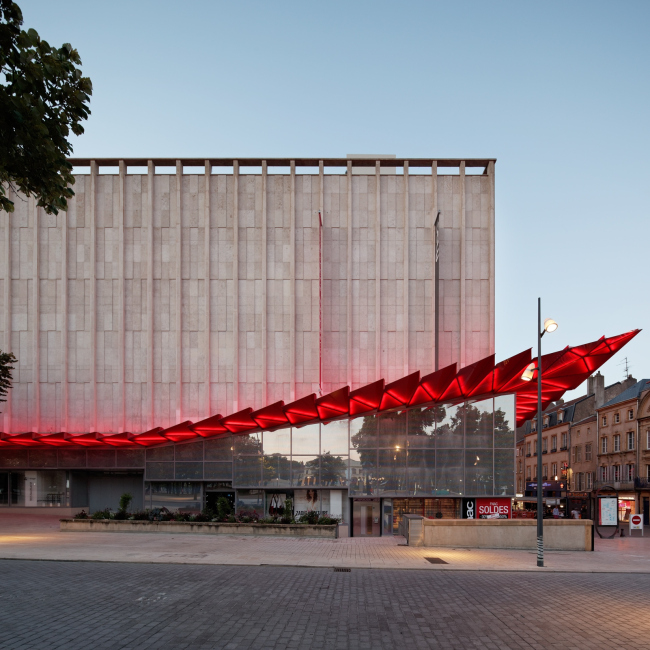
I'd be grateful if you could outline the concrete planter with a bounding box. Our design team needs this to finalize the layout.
[60,519,338,539]
[409,518,594,551]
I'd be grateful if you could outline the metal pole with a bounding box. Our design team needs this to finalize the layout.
[318,210,323,396]
[537,297,544,567]
[434,211,440,372]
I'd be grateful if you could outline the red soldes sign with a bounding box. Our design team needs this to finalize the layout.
[462,497,511,519]
[476,498,511,519]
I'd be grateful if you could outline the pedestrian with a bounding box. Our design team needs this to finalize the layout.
[552,505,560,519]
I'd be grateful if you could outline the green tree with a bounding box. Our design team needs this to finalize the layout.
[0,0,92,215]
[0,350,16,411]
[316,452,347,486]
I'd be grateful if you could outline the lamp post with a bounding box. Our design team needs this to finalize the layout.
[522,298,558,567]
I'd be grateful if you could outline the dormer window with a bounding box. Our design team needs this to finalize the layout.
[543,416,549,428]
[531,420,537,432]
[557,411,564,423]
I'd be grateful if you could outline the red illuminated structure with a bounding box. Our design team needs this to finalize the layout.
[0,330,639,449]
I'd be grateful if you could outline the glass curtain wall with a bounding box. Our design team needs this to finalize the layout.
[141,394,516,497]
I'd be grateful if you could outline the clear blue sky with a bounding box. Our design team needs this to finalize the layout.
[21,0,650,397]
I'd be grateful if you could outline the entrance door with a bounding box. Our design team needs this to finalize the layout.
[644,497,649,526]
[352,499,380,536]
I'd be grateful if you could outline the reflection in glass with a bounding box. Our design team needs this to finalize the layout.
[320,420,349,455]
[291,423,320,455]
[292,456,319,487]
[465,450,493,496]
[349,448,377,496]
[494,449,515,495]
[494,395,516,448]
[149,481,202,512]
[350,416,377,449]
[233,433,262,455]
[234,455,262,486]
[319,453,348,486]
[407,449,435,495]
[236,489,265,517]
[436,449,464,495]
[376,448,407,494]
[376,412,407,448]
[435,404,463,448]
[263,429,290,456]
[262,453,291,487]
[175,462,203,480]
[406,408,436,448]
[204,462,233,481]
[204,437,233,461]
[465,399,493,448]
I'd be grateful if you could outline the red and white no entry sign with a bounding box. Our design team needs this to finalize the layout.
[631,515,642,525]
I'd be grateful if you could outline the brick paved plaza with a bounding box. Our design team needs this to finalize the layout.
[1,559,650,650]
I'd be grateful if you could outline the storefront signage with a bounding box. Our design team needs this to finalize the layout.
[630,514,643,534]
[294,489,330,516]
[598,496,617,526]
[462,498,511,519]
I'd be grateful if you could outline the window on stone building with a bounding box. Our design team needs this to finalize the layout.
[602,416,607,426]
[576,473,584,491]
[557,411,564,423]
[526,442,531,456]
[627,432,635,450]
[517,478,522,493]
[551,435,557,451]
[542,464,548,480]
[585,443,592,461]
[526,466,531,480]
[551,462,557,478]
[613,465,620,482]
[628,409,634,421]
[542,437,548,453]
[625,464,634,482]
[599,466,607,482]
[561,432,567,449]
[601,437,608,454]
[573,446,582,463]
[586,472,593,489]
[614,413,620,424]
[614,435,620,452]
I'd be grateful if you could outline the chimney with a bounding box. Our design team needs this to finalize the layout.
[589,371,605,408]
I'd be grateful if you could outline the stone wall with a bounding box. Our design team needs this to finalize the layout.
[0,160,495,433]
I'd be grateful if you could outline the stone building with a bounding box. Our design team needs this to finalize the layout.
[596,378,650,525]
[0,156,495,435]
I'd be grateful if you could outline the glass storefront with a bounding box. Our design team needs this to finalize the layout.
[0,471,69,507]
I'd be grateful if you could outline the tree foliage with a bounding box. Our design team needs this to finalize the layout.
[0,0,92,215]
[0,350,16,409]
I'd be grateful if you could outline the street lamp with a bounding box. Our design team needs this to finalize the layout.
[521,298,558,567]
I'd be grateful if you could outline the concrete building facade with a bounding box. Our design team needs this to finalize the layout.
[0,157,496,435]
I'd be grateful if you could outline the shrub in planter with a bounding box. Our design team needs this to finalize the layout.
[317,516,340,526]
[73,510,89,519]
[298,511,320,525]
[113,510,128,520]
[193,513,211,522]
[280,516,293,525]
[91,508,112,520]
[216,496,233,520]
[226,514,236,523]
[129,510,150,521]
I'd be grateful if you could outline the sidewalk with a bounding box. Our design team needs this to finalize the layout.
[1,513,649,572]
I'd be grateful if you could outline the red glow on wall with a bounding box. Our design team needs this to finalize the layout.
[0,329,640,447]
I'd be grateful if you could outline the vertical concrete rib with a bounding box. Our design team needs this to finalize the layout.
[204,160,211,417]
[33,197,40,431]
[459,161,466,369]
[319,160,324,394]
[261,161,268,406]
[431,161,438,372]
[403,161,409,377]
[232,160,239,412]
[147,161,155,430]
[175,161,183,421]
[3,191,11,431]
[89,160,97,432]
[290,160,296,401]
[346,161,352,389]
[61,197,69,432]
[375,161,381,381]
[487,160,495,355]
[118,161,126,432]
